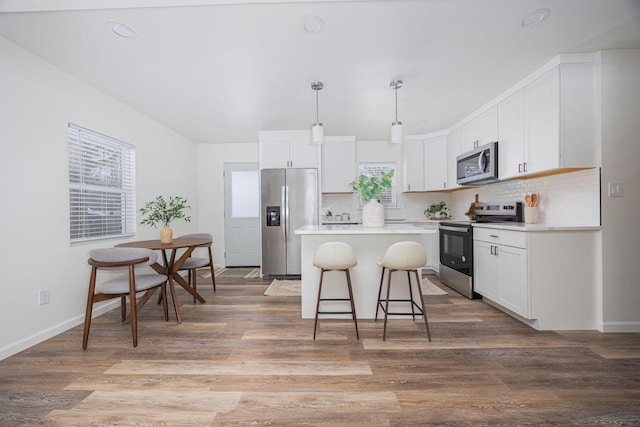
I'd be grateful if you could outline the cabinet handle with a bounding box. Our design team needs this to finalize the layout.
[408,184,411,191]
[490,234,499,238]
[518,163,522,173]
[490,245,494,255]
[494,246,498,256]
[444,181,446,189]
[523,162,528,172]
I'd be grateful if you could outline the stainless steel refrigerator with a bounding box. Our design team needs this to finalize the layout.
[261,168,318,278]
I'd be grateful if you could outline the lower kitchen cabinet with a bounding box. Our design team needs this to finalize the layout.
[473,225,600,330]
[474,232,528,317]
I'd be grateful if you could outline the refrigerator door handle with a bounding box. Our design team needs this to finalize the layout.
[282,185,289,242]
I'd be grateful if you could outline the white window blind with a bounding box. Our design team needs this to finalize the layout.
[359,162,396,206]
[68,123,136,243]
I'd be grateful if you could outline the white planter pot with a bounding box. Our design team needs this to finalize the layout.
[362,199,384,228]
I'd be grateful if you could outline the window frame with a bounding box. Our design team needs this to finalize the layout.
[68,123,136,244]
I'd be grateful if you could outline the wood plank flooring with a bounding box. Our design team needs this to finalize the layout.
[1,274,639,426]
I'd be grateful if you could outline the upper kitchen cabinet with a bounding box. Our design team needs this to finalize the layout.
[321,136,356,193]
[259,130,319,169]
[446,128,462,190]
[424,134,448,191]
[401,132,448,192]
[498,61,598,179]
[401,140,424,192]
[460,105,498,153]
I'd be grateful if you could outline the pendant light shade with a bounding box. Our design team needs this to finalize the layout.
[311,81,324,144]
[390,80,403,144]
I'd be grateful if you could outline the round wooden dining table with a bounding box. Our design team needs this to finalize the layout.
[116,237,212,323]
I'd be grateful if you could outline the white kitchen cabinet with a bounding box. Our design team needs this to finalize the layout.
[473,228,529,318]
[321,137,356,193]
[446,127,461,190]
[401,140,424,192]
[460,105,498,153]
[424,135,448,191]
[259,130,319,169]
[498,63,597,179]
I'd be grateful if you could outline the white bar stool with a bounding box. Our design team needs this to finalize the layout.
[312,241,359,340]
[375,241,431,341]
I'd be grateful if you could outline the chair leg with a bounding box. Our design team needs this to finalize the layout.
[128,266,139,347]
[120,295,127,322]
[407,270,416,320]
[208,248,216,292]
[162,282,169,321]
[383,269,394,341]
[82,268,98,350]
[345,269,359,340]
[375,267,386,321]
[313,269,326,339]
[190,269,197,304]
[414,270,431,342]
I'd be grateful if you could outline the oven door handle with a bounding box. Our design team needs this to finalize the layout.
[440,226,471,233]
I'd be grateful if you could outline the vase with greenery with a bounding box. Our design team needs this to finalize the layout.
[349,169,394,227]
[424,201,451,220]
[139,195,191,243]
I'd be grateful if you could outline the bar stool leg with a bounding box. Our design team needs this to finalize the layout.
[313,269,325,340]
[407,270,416,320]
[414,270,431,342]
[345,269,359,340]
[375,267,386,321]
[382,269,394,341]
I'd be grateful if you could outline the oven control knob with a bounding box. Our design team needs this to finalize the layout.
[462,256,466,262]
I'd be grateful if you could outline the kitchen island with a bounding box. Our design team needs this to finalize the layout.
[295,224,438,319]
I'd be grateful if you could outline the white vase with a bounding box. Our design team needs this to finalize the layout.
[362,199,384,227]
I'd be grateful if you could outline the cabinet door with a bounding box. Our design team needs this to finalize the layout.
[497,245,529,318]
[289,140,319,168]
[424,136,447,190]
[498,89,525,178]
[446,128,461,189]
[261,141,291,169]
[476,105,498,145]
[525,67,560,174]
[473,240,497,299]
[402,140,424,191]
[321,139,355,193]
[460,119,477,153]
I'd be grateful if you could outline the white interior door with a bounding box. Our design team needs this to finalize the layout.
[224,162,260,266]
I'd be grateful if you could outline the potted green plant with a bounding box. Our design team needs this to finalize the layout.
[139,195,191,243]
[424,201,451,220]
[349,169,394,227]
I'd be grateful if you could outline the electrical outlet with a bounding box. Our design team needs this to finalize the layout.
[38,289,50,305]
[608,182,624,197]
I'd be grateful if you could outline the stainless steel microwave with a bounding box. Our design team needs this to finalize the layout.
[456,141,498,185]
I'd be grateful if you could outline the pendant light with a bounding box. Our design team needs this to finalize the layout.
[390,80,403,144]
[311,81,324,144]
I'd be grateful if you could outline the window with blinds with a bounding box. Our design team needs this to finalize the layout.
[68,124,136,243]
[359,162,396,206]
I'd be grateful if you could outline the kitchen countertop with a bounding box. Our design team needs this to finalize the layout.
[296,224,438,235]
[472,222,601,232]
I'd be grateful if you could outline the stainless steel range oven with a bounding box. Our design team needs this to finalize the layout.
[439,201,523,299]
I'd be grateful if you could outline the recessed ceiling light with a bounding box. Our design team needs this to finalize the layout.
[105,21,137,40]
[520,8,551,28]
[303,15,325,34]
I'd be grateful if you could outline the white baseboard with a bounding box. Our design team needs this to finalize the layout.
[600,321,640,333]
[0,300,120,361]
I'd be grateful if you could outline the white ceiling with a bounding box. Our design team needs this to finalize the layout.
[1,0,640,143]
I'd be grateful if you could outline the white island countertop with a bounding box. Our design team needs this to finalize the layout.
[295,224,438,235]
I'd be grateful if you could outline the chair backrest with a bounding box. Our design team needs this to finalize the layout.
[380,241,426,270]
[313,241,357,270]
[88,247,158,269]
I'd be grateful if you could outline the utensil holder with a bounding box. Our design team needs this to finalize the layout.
[524,207,539,224]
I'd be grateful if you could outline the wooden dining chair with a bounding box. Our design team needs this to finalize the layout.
[82,247,169,349]
[177,233,216,303]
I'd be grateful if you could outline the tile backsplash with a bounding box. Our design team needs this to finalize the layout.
[323,168,600,226]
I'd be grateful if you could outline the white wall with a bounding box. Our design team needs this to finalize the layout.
[600,49,640,332]
[197,142,259,268]
[0,36,199,360]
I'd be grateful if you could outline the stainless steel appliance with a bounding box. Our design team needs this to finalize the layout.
[456,141,499,185]
[439,201,522,298]
[261,168,319,278]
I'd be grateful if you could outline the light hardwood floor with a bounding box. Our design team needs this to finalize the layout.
[1,273,639,426]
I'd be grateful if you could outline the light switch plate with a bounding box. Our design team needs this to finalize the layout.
[608,182,624,197]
